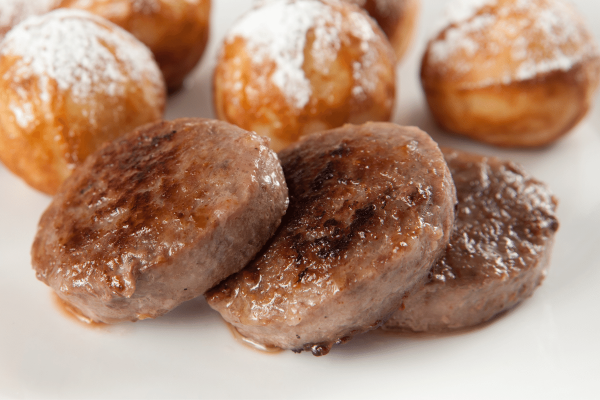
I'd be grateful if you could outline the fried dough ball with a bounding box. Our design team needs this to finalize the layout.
[55,0,211,91]
[0,0,55,41]
[0,9,166,195]
[421,0,600,147]
[214,0,396,152]
[344,0,420,61]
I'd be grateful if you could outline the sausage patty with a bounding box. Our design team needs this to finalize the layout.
[32,118,288,324]
[382,148,559,332]
[206,122,456,355]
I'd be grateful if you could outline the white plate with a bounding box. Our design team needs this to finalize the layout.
[2,1,600,398]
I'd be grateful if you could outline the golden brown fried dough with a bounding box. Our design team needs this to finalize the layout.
[345,0,419,61]
[214,0,396,152]
[0,9,165,194]
[55,0,211,91]
[421,0,600,147]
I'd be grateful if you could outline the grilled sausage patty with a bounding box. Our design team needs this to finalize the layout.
[206,123,456,355]
[32,118,288,324]
[382,148,559,332]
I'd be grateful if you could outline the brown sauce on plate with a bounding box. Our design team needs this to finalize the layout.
[225,322,283,354]
[52,293,105,328]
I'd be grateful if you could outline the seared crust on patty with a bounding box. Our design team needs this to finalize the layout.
[382,148,559,332]
[32,118,288,324]
[206,122,456,355]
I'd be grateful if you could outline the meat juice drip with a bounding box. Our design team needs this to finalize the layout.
[51,292,105,328]
[225,323,283,354]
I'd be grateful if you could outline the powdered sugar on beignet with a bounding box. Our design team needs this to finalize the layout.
[0,9,165,194]
[427,0,599,87]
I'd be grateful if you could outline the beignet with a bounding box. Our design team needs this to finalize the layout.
[214,0,396,152]
[0,9,166,194]
[345,0,419,61]
[421,0,600,147]
[55,0,211,92]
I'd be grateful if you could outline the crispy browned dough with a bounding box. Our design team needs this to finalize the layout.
[213,0,396,152]
[382,148,559,332]
[32,118,288,324]
[421,0,600,147]
[345,0,419,61]
[206,123,456,356]
[55,0,211,91]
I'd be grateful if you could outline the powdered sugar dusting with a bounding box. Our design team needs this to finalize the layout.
[428,0,599,86]
[229,0,332,109]
[0,0,55,36]
[258,0,401,20]
[1,8,162,119]
[435,0,496,32]
[228,0,380,109]
[8,100,34,128]
[430,13,495,64]
[0,0,55,26]
[348,9,378,97]
[132,0,160,13]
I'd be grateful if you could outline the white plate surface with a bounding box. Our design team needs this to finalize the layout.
[1,0,600,398]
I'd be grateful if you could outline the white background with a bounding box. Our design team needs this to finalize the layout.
[1,0,600,398]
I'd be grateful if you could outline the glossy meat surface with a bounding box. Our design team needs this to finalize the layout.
[32,118,288,323]
[382,148,559,332]
[206,123,456,355]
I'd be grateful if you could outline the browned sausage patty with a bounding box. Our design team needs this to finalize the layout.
[206,123,456,355]
[382,148,559,332]
[32,118,288,324]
